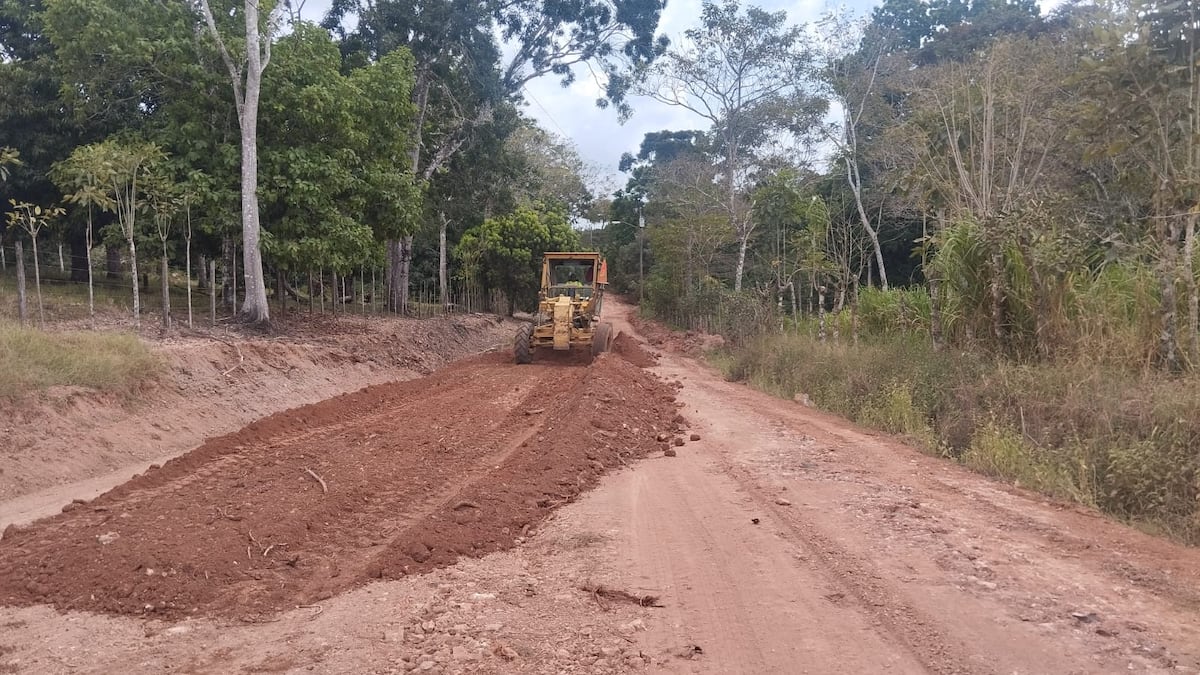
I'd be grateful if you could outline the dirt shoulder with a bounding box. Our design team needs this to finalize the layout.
[0,312,517,530]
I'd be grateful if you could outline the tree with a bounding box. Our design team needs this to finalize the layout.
[52,144,116,325]
[632,0,825,291]
[195,0,285,325]
[6,200,64,326]
[1076,0,1200,370]
[149,187,178,328]
[88,139,166,327]
[328,0,664,311]
[819,12,900,289]
[456,205,579,313]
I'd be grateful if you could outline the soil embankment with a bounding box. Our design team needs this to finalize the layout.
[0,313,517,529]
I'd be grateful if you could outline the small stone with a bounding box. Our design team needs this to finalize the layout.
[163,625,190,636]
[655,433,670,442]
[1070,611,1099,624]
[417,661,436,671]
[451,646,477,661]
[483,623,504,632]
[498,645,519,660]
[469,592,495,601]
[774,498,792,506]
[672,437,685,447]
[664,449,677,457]
[600,646,622,657]
[689,434,701,441]
[968,576,997,591]
[555,648,571,659]
[619,619,646,634]
[98,531,120,545]
[421,621,437,632]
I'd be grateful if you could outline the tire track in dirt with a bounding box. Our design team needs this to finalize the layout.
[0,349,681,621]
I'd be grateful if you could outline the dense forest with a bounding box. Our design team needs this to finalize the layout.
[593,0,1199,374]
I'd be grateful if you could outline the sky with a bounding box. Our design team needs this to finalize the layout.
[301,0,1066,193]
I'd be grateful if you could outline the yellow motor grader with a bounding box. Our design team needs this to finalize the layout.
[514,252,614,363]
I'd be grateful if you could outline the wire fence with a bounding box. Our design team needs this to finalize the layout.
[0,242,507,327]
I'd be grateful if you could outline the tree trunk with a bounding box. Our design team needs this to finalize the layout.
[161,244,171,328]
[846,157,888,290]
[57,242,64,273]
[818,286,827,342]
[31,234,44,326]
[86,215,95,327]
[210,260,217,327]
[237,104,269,324]
[197,254,209,290]
[989,250,1005,349]
[439,212,448,309]
[1185,212,1198,366]
[127,234,140,327]
[734,233,749,293]
[395,235,413,315]
[106,243,121,279]
[185,235,193,328]
[15,240,27,325]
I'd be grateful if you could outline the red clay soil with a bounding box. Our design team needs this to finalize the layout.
[612,331,658,368]
[627,313,725,356]
[0,349,680,621]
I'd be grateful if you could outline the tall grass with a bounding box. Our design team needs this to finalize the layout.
[0,325,161,398]
[721,330,1200,543]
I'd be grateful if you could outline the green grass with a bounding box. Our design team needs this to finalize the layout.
[717,329,1200,544]
[0,324,161,399]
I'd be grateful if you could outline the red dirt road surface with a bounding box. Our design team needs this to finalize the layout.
[0,299,1198,674]
[0,349,679,620]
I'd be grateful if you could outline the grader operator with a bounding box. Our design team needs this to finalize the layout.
[513,252,614,363]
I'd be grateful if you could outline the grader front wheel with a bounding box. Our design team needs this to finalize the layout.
[514,323,534,364]
[592,322,614,357]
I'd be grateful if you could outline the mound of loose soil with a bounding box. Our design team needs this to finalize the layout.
[628,314,724,356]
[612,332,658,368]
[0,351,678,620]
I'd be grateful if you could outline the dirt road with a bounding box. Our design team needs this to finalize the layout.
[0,299,1198,674]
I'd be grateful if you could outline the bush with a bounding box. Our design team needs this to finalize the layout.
[719,328,1200,544]
[0,325,160,398]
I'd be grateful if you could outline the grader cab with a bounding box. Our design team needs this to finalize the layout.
[514,252,614,363]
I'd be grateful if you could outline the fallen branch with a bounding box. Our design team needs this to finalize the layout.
[298,604,324,620]
[579,583,663,609]
[304,467,328,494]
[222,342,245,377]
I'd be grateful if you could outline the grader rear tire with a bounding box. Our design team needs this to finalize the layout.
[592,322,613,357]
[514,323,534,364]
